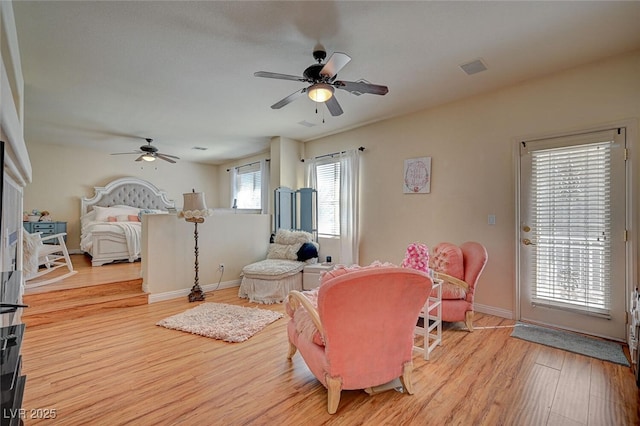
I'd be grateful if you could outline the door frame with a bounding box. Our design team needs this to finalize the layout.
[514,119,637,340]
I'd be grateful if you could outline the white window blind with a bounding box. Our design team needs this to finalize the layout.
[235,163,261,209]
[530,141,612,317]
[316,161,340,236]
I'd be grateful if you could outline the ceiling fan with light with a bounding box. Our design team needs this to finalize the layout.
[111,138,179,163]
[254,44,389,117]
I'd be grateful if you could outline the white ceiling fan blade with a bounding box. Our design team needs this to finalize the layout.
[325,96,343,116]
[334,80,389,96]
[254,71,307,82]
[320,52,351,79]
[156,153,177,163]
[271,88,306,109]
[111,150,143,155]
[159,153,180,159]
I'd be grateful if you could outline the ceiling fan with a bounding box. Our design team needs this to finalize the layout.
[254,44,389,117]
[110,138,180,163]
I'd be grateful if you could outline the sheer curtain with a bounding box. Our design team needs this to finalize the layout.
[229,159,270,212]
[229,166,238,208]
[339,149,360,265]
[259,159,270,214]
[305,149,360,265]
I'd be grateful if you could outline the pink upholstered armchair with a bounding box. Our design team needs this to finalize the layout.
[429,241,488,331]
[285,266,432,414]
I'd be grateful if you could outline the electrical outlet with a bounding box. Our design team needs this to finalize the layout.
[218,263,224,271]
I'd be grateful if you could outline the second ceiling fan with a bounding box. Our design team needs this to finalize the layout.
[111,138,179,163]
[254,44,389,117]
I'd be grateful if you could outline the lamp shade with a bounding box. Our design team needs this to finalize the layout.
[179,191,212,221]
[307,83,334,102]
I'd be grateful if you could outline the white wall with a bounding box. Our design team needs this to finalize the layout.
[304,50,640,317]
[24,142,218,250]
[142,212,271,299]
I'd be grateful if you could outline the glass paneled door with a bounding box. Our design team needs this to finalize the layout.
[518,128,627,340]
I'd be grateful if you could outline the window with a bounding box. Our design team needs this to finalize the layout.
[530,141,612,315]
[316,160,340,236]
[235,163,261,209]
[231,159,269,212]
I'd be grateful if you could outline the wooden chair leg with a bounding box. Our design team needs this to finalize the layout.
[287,341,297,359]
[326,376,342,414]
[399,361,414,395]
[465,310,474,332]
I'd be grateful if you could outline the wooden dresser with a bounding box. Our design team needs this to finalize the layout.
[22,221,67,244]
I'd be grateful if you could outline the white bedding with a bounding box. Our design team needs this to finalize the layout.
[80,221,142,259]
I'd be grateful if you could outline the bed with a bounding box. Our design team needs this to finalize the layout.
[80,177,175,266]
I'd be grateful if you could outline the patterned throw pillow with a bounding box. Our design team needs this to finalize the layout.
[401,242,430,273]
[266,243,303,260]
[274,229,313,245]
[430,243,465,280]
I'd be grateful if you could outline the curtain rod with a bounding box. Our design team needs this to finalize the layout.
[300,146,365,162]
[226,158,270,172]
[520,127,622,146]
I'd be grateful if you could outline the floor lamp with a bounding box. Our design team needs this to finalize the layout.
[179,190,211,302]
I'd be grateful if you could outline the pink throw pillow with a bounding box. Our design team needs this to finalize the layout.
[401,242,429,273]
[107,216,117,222]
[128,215,140,222]
[430,243,464,280]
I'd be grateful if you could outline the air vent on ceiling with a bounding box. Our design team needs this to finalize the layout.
[298,120,316,128]
[459,59,488,75]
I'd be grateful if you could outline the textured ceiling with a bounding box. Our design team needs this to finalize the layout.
[11,1,640,165]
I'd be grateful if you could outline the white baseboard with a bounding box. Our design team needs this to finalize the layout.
[147,280,241,303]
[475,303,513,320]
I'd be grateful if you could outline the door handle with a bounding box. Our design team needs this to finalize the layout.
[522,238,536,246]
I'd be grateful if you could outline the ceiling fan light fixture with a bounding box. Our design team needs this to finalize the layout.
[308,83,334,103]
[142,153,156,162]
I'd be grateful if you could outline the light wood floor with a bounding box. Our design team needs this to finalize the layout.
[18,261,640,425]
[23,254,142,295]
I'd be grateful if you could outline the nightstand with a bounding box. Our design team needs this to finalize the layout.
[302,263,335,290]
[23,221,67,244]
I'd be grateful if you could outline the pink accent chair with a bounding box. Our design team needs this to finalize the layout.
[285,266,432,414]
[429,241,488,331]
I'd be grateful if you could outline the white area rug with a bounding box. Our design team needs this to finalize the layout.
[157,302,284,343]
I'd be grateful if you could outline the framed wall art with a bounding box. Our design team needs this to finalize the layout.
[404,156,431,193]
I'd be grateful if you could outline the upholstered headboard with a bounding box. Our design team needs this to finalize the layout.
[81,177,175,216]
